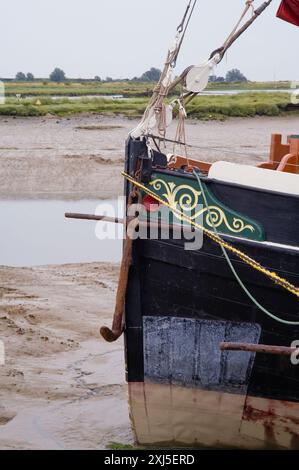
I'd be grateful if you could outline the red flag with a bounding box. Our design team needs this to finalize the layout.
[277,0,299,26]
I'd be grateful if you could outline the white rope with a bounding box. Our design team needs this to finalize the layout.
[222,0,255,50]
[130,0,198,139]
[173,99,188,161]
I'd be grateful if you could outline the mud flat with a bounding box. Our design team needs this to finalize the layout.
[0,114,298,200]
[0,262,134,449]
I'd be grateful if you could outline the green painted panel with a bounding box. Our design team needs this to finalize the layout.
[141,172,265,242]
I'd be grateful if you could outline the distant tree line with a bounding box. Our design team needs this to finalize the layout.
[15,68,67,82]
[13,67,247,84]
[209,69,248,83]
[49,68,66,82]
[133,67,162,82]
[15,72,35,81]
[93,67,162,83]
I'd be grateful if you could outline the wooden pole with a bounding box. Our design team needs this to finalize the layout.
[65,213,195,235]
[220,342,298,357]
[65,213,124,224]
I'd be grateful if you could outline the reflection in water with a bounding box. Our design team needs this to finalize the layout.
[129,382,296,449]
[0,199,123,267]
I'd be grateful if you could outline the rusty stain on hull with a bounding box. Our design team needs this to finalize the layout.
[239,397,299,449]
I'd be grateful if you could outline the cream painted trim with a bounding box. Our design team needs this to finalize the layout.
[224,234,299,252]
[208,162,299,196]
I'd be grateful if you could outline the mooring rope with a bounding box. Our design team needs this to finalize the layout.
[122,171,299,301]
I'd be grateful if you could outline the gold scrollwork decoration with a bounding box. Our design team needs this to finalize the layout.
[150,179,255,234]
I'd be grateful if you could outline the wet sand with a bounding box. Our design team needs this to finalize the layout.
[0,114,298,449]
[1,114,298,200]
[0,263,133,449]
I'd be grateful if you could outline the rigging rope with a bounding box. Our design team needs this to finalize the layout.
[130,0,198,138]
[221,0,255,53]
[173,0,198,67]
[169,1,274,109]
[149,134,299,169]
[172,99,190,166]
[122,171,299,301]
[209,0,273,62]
[148,134,269,159]
[148,135,299,171]
[177,0,193,33]
[193,169,299,326]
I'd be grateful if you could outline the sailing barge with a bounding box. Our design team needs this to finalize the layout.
[67,0,299,449]
[123,132,299,450]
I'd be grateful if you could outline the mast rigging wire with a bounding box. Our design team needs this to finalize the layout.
[148,133,269,159]
[130,0,198,138]
[149,133,299,168]
[172,0,198,68]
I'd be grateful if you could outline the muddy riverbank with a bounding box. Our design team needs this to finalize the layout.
[1,114,298,200]
[0,262,133,449]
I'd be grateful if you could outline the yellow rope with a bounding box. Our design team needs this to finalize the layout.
[122,171,299,299]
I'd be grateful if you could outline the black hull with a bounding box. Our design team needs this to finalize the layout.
[126,237,299,402]
[124,138,299,448]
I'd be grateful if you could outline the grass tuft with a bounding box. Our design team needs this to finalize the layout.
[107,442,138,450]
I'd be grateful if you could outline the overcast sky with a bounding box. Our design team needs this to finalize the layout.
[1,0,298,81]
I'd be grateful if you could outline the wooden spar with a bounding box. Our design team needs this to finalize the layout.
[209,1,274,62]
[169,1,274,98]
[168,65,194,94]
[65,213,124,224]
[64,213,196,234]
[220,342,299,357]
